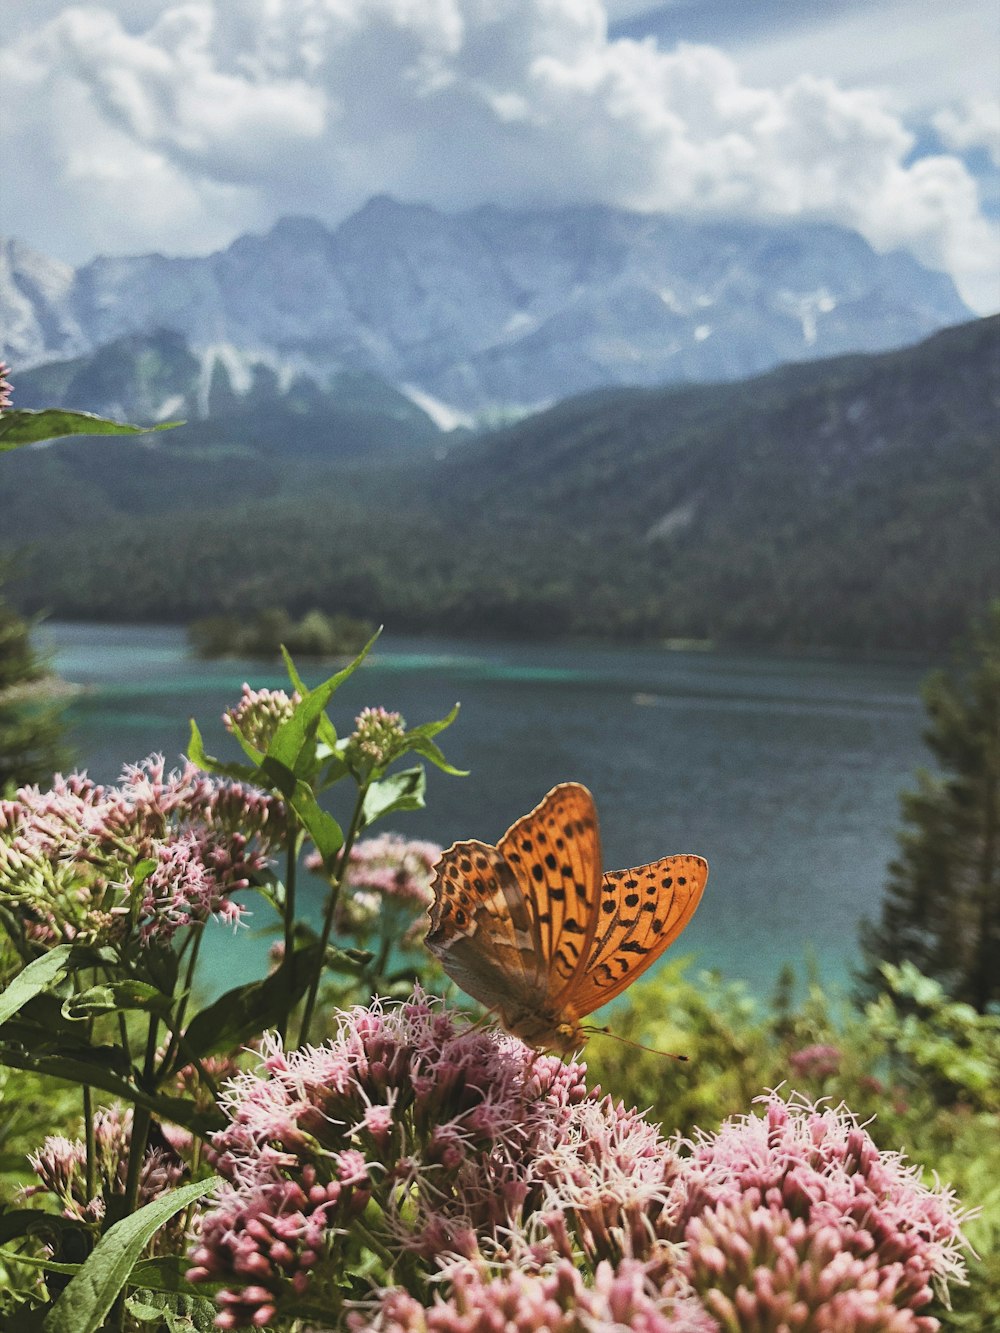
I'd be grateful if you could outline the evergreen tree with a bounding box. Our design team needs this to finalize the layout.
[0,591,70,793]
[863,603,1000,1011]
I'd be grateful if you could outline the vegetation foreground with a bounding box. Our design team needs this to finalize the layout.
[0,369,998,1330]
[0,632,998,1330]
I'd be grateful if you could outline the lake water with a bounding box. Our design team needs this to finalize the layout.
[37,622,931,1001]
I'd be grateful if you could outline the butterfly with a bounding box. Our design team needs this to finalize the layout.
[425,782,708,1054]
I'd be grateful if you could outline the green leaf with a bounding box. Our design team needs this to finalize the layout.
[0,945,74,1027]
[0,409,183,451]
[317,751,350,789]
[264,630,382,778]
[179,942,323,1064]
[405,701,461,743]
[0,1211,87,1247]
[42,1177,218,1333]
[0,1244,82,1277]
[128,1255,207,1296]
[407,733,469,776]
[361,765,426,826]
[126,1291,219,1332]
[225,722,265,768]
[62,981,174,1022]
[127,1257,220,1330]
[255,754,297,799]
[0,1045,224,1135]
[402,703,467,774]
[131,859,158,891]
[289,786,344,871]
[186,719,257,783]
[279,646,340,748]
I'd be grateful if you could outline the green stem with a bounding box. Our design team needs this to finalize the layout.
[114,1016,158,1331]
[82,1082,96,1204]
[298,788,367,1047]
[277,819,299,1045]
[370,929,393,1000]
[123,1018,159,1213]
[157,924,205,1082]
[117,1011,133,1068]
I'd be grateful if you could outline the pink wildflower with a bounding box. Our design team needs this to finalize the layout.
[305,833,442,945]
[0,755,283,948]
[789,1043,842,1080]
[190,991,590,1326]
[138,831,246,944]
[25,1106,187,1232]
[224,684,301,753]
[534,1096,684,1271]
[0,362,11,412]
[344,833,440,908]
[671,1092,970,1331]
[361,1258,717,1332]
[345,706,406,770]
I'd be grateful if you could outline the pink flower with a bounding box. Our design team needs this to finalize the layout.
[789,1043,842,1081]
[534,1096,684,1270]
[670,1093,970,1331]
[304,832,443,948]
[224,684,301,753]
[0,362,11,412]
[25,1106,187,1233]
[0,755,283,948]
[137,832,247,944]
[190,992,590,1325]
[360,1258,717,1332]
[343,834,441,909]
[345,707,406,770]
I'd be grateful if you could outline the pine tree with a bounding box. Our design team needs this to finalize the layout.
[0,592,71,793]
[863,603,1000,1011]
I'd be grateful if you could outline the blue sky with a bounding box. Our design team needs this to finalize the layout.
[2,0,997,311]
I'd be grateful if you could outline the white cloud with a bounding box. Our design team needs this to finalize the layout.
[1,0,997,311]
[934,98,1000,169]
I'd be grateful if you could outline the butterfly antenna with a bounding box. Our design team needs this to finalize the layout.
[582,1025,689,1062]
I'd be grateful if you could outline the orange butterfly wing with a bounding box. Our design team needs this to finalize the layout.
[495,782,603,999]
[427,784,707,1050]
[561,853,708,1020]
[425,838,547,1015]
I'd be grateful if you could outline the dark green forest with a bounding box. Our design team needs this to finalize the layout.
[3,315,998,652]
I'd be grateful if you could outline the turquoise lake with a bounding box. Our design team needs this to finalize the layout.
[37,622,932,1001]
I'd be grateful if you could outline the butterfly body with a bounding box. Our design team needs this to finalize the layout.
[425,783,707,1053]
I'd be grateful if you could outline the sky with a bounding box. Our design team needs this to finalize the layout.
[2,0,998,312]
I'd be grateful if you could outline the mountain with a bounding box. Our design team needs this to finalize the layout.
[10,327,439,447]
[0,329,439,542]
[6,316,998,654]
[1,199,971,414]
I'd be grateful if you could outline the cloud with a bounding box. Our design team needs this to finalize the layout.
[1,0,997,312]
[933,98,1000,169]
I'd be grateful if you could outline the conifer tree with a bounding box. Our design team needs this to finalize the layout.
[863,603,1000,1011]
[0,591,70,793]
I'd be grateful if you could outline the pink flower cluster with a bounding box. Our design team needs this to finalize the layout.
[25,1105,187,1229]
[344,834,441,908]
[789,1043,843,1080]
[0,755,284,947]
[673,1093,969,1332]
[189,992,590,1325]
[305,833,443,945]
[345,706,406,770]
[223,684,301,753]
[364,1259,716,1333]
[188,996,969,1331]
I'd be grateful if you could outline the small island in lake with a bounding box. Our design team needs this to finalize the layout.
[188,608,374,660]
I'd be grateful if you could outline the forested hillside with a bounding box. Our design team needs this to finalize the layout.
[5,316,998,652]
